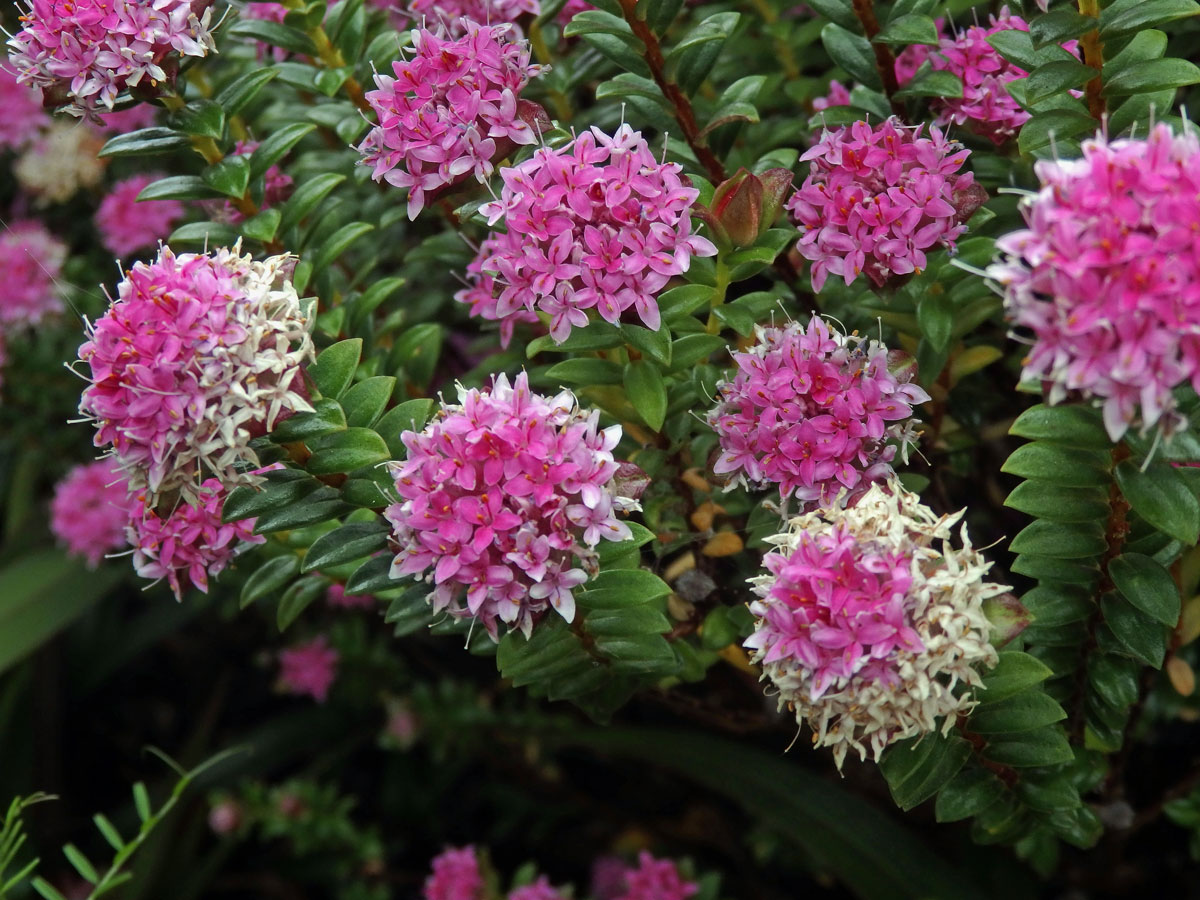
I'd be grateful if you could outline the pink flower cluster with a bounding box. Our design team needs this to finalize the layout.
[128,477,263,599]
[78,245,315,505]
[812,78,851,112]
[454,233,540,347]
[707,317,928,507]
[0,219,67,327]
[385,372,636,639]
[7,0,215,116]
[617,852,698,900]
[508,878,565,900]
[49,460,130,567]
[424,847,485,900]
[404,0,540,36]
[95,173,184,258]
[0,67,48,151]
[358,21,543,219]
[789,118,979,291]
[474,124,717,341]
[991,124,1200,441]
[278,635,340,703]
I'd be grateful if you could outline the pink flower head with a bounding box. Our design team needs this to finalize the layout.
[473,124,718,341]
[385,372,638,639]
[708,317,929,507]
[127,477,264,599]
[789,117,979,291]
[424,846,485,900]
[812,78,851,112]
[7,0,216,117]
[0,219,67,327]
[508,877,565,900]
[615,853,698,900]
[991,124,1200,441]
[278,635,340,703]
[746,480,1003,769]
[454,233,540,348]
[0,66,49,151]
[97,104,159,134]
[327,582,376,610]
[49,459,131,567]
[403,0,541,37]
[77,244,315,506]
[95,173,184,258]
[358,20,544,219]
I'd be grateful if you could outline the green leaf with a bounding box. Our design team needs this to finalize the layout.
[1001,444,1111,486]
[545,358,624,386]
[202,155,251,198]
[241,208,282,243]
[804,0,860,31]
[593,632,677,675]
[1019,584,1093,626]
[279,173,346,233]
[874,13,939,45]
[385,586,433,636]
[32,877,70,900]
[1115,459,1200,545]
[624,361,668,431]
[576,568,672,609]
[1008,520,1107,559]
[1011,553,1099,584]
[880,733,972,811]
[595,522,656,565]
[215,68,280,116]
[1109,552,1181,626]
[240,555,302,608]
[169,221,240,247]
[893,68,964,99]
[1088,652,1140,708]
[563,11,651,77]
[969,691,1067,734]
[98,127,191,158]
[977,651,1054,704]
[1004,482,1111,523]
[277,578,329,631]
[136,176,223,201]
[1103,58,1200,95]
[311,339,362,399]
[302,521,389,573]
[132,782,151,822]
[1029,9,1094,46]
[346,555,398,595]
[393,323,444,387]
[584,605,671,637]
[1101,595,1168,667]
[376,399,435,456]
[1025,60,1097,106]
[171,99,225,138]
[1101,0,1200,36]
[228,18,317,55]
[310,221,375,275]
[623,323,672,367]
[340,376,396,428]
[917,292,952,352]
[269,398,347,443]
[935,768,1006,823]
[250,122,316,180]
[821,23,881,89]
[223,469,320,521]
[987,28,1078,71]
[1010,403,1112,447]
[665,11,741,95]
[528,322,624,356]
[984,727,1074,767]
[251,487,352,533]
[669,334,727,371]
[1018,107,1097,154]
[306,427,391,475]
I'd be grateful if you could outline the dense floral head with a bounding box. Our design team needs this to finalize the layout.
[0,219,67,328]
[95,173,185,258]
[454,233,541,348]
[14,119,106,204]
[358,20,544,219]
[404,0,540,36]
[990,124,1200,441]
[473,124,717,342]
[424,846,485,900]
[789,117,982,292]
[707,317,929,507]
[0,66,48,151]
[745,480,1003,769]
[507,877,565,900]
[615,852,698,900]
[77,244,315,506]
[278,636,339,703]
[385,372,637,639]
[49,459,131,567]
[128,477,263,600]
[7,0,216,116]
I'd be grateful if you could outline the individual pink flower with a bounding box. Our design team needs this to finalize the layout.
[789,117,982,292]
[49,460,131,567]
[358,20,545,219]
[77,244,315,506]
[327,583,376,610]
[991,124,1200,441]
[0,66,49,151]
[127,477,264,599]
[0,219,67,327]
[893,41,932,86]
[707,317,928,507]
[473,124,717,342]
[95,173,184,258]
[208,798,243,834]
[403,0,541,37]
[615,853,698,900]
[812,78,851,112]
[424,846,485,900]
[98,104,159,134]
[508,877,565,900]
[385,372,638,639]
[454,234,540,348]
[745,480,1003,769]
[557,0,593,25]
[278,635,340,703]
[7,0,216,117]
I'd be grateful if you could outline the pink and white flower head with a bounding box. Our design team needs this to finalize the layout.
[14,119,107,205]
[745,479,1003,769]
[991,124,1200,441]
[0,219,67,327]
[7,0,216,117]
[278,635,339,703]
[615,852,698,900]
[423,846,485,900]
[454,233,540,348]
[474,124,717,342]
[707,317,929,508]
[789,117,981,292]
[128,477,263,599]
[95,173,184,258]
[78,243,315,507]
[0,66,49,151]
[49,460,131,567]
[403,0,540,37]
[508,877,565,900]
[358,20,545,219]
[385,372,638,640]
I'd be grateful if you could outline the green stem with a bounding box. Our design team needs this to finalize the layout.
[850,0,905,120]
[705,257,731,334]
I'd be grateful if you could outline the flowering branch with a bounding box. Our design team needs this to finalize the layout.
[850,0,906,119]
[1077,0,1106,121]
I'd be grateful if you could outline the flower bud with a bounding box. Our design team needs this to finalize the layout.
[703,167,794,250]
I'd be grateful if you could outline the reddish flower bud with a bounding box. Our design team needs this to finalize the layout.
[704,167,794,250]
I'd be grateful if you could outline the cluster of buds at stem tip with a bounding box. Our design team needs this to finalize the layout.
[695,167,794,252]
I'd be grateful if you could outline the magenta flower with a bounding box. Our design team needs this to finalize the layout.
[992,124,1200,441]
[0,219,66,328]
[358,20,544,219]
[327,583,376,610]
[424,846,485,900]
[77,244,315,506]
[49,460,131,567]
[278,635,340,703]
[473,124,717,342]
[403,0,541,37]
[615,853,698,900]
[812,78,851,112]
[0,66,48,151]
[707,317,928,507]
[508,877,565,900]
[789,117,981,292]
[385,372,638,639]
[746,480,1003,769]
[98,104,159,134]
[128,477,264,599]
[95,173,184,258]
[455,234,541,348]
[7,0,215,116]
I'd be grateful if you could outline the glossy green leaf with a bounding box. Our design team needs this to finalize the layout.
[277,578,328,631]
[984,727,1074,767]
[136,176,223,201]
[917,292,952,352]
[171,99,225,138]
[934,767,1006,822]
[1003,482,1111,523]
[311,339,362,399]
[340,376,396,428]
[1009,520,1107,559]
[376,398,436,456]
[987,28,1078,71]
[874,13,939,45]
[169,221,241,247]
[1103,57,1200,95]
[302,521,390,573]
[821,23,881,88]
[1101,0,1200,36]
[969,691,1067,734]
[310,221,375,275]
[98,127,191,158]
[563,11,651,77]
[1000,444,1111,486]
[240,555,301,608]
[384,586,433,636]
[1109,552,1181,626]
[1025,60,1096,105]
[1115,459,1200,545]
[1101,594,1168,667]
[624,360,668,431]
[665,11,741,95]
[249,122,316,180]
[576,568,671,609]
[269,399,347,443]
[215,68,280,116]
[880,733,972,811]
[202,156,251,198]
[805,0,859,30]
[227,18,317,55]
[669,334,727,371]
[1029,9,1093,46]
[306,427,391,475]
[251,486,351,533]
[1018,107,1097,154]
[279,173,346,233]
[545,358,624,386]
[977,651,1054,704]
[1009,403,1111,448]
[346,555,398,595]
[622,324,672,367]
[893,68,964,99]
[241,208,282,243]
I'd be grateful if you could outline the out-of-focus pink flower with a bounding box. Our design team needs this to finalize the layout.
[327,583,376,610]
[0,66,49,151]
[508,876,566,900]
[0,219,66,327]
[95,173,184,258]
[49,460,131,567]
[14,119,107,204]
[278,635,340,703]
[98,104,159,134]
[423,846,485,900]
[812,78,851,112]
[208,799,243,834]
[615,852,698,900]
